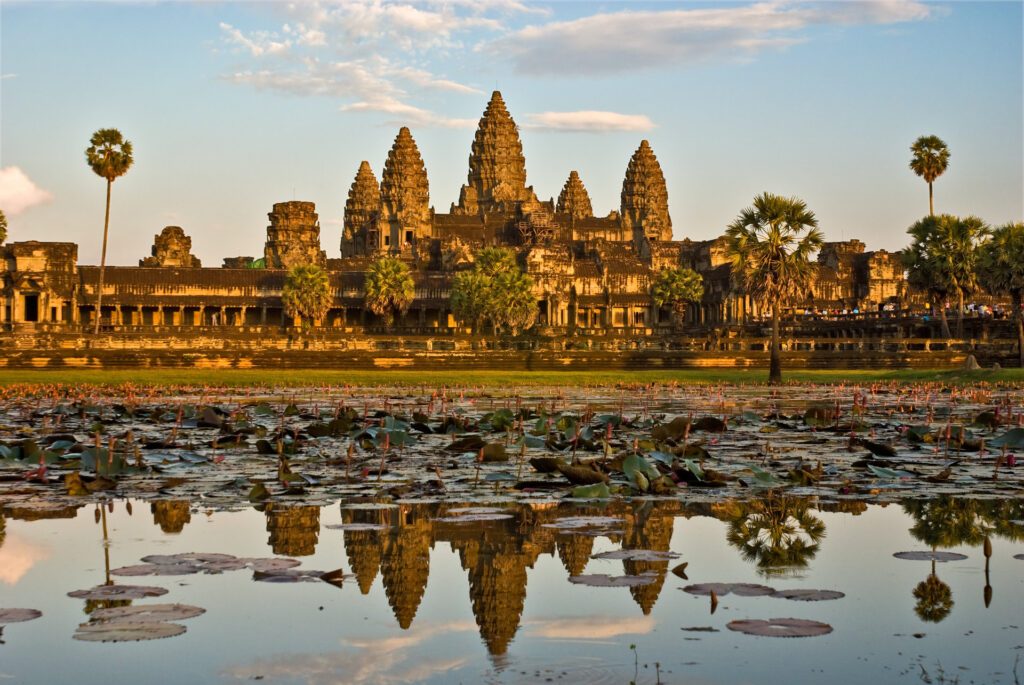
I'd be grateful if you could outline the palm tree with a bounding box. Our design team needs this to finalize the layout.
[85,128,134,334]
[725,193,823,384]
[903,214,988,339]
[909,135,950,216]
[979,223,1024,367]
[652,266,704,328]
[0,209,7,245]
[281,264,333,327]
[364,255,414,327]
[449,247,537,336]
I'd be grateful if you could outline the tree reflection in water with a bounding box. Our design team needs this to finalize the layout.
[724,495,826,577]
[901,496,1024,621]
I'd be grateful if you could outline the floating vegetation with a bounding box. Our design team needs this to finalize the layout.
[0,609,42,624]
[726,618,834,637]
[569,572,660,587]
[682,583,776,597]
[893,551,969,562]
[72,622,187,643]
[88,604,206,623]
[67,585,168,601]
[769,589,845,601]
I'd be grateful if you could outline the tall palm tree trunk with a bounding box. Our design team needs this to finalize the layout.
[956,290,965,339]
[769,302,782,385]
[928,181,934,216]
[936,298,951,338]
[93,180,112,335]
[1015,293,1024,369]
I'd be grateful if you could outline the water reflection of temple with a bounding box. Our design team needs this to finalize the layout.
[338,500,683,656]
[266,505,321,557]
[151,500,191,534]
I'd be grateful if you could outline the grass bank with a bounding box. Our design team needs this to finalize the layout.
[0,367,1021,388]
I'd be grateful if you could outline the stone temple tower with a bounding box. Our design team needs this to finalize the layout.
[620,140,672,243]
[454,91,538,216]
[342,161,381,257]
[556,170,593,221]
[264,201,327,269]
[378,127,431,254]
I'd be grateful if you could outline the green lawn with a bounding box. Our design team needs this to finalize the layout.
[0,367,1021,388]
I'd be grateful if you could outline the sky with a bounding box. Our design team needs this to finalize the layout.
[0,0,1021,266]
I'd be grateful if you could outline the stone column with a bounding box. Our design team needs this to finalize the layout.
[260,306,267,326]
[240,306,248,328]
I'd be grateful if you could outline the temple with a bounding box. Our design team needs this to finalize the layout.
[0,91,1014,367]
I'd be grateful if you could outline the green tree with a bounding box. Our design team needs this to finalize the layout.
[364,255,415,327]
[909,135,950,216]
[85,128,134,334]
[0,209,7,245]
[450,269,490,331]
[652,266,704,328]
[281,264,332,327]
[903,214,988,339]
[725,192,823,384]
[448,247,537,335]
[979,222,1024,367]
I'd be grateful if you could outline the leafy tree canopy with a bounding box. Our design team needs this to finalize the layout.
[449,247,537,335]
[282,264,332,325]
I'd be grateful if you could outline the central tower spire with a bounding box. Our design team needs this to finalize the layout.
[454,91,536,216]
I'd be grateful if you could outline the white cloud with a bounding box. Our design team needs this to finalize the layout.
[216,5,489,127]
[1,73,16,80]
[486,0,935,75]
[525,110,655,133]
[0,167,54,216]
[219,22,291,57]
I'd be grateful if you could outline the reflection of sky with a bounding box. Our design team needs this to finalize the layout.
[0,532,50,585]
[0,502,1021,685]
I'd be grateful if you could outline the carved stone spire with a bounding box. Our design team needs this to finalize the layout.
[455,91,536,216]
[378,127,431,252]
[556,170,593,220]
[620,140,672,242]
[342,161,381,257]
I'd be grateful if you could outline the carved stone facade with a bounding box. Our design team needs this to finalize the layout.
[264,201,327,270]
[140,226,201,268]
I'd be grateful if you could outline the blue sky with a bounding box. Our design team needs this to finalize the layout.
[1,1,1021,265]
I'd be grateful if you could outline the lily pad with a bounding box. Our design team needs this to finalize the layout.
[324,523,389,531]
[591,549,680,561]
[67,585,169,600]
[682,583,776,597]
[727,618,833,637]
[89,604,206,623]
[111,564,200,577]
[73,621,187,642]
[242,558,302,572]
[770,589,845,602]
[542,516,622,530]
[569,572,659,587]
[893,551,968,562]
[0,608,42,624]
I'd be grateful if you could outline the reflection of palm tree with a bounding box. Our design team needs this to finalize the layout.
[914,561,954,623]
[84,501,130,615]
[725,495,826,577]
[902,497,992,548]
[0,512,6,551]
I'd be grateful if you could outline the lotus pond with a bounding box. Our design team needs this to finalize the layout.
[1,381,1023,684]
